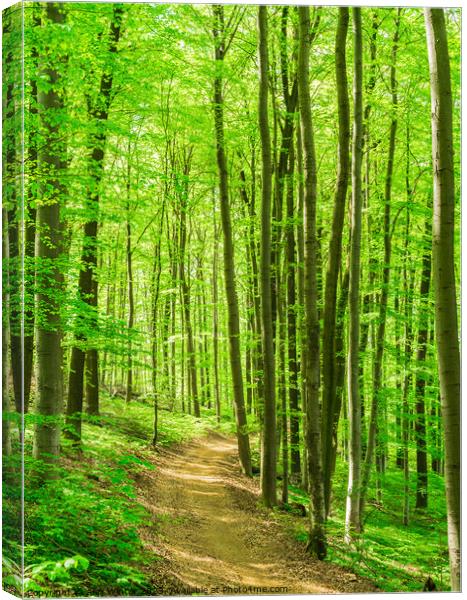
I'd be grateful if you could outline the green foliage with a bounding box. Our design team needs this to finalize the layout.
[3,553,90,595]
[287,457,449,592]
[3,394,235,597]
[3,3,460,595]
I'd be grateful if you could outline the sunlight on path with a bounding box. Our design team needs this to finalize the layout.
[137,434,376,595]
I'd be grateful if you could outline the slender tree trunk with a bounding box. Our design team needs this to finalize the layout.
[401,142,415,526]
[180,302,186,414]
[85,272,99,415]
[425,9,460,590]
[359,13,379,460]
[126,156,135,404]
[212,200,221,423]
[23,7,41,416]
[296,125,308,492]
[394,287,403,469]
[270,7,297,349]
[201,277,211,410]
[277,252,288,504]
[322,7,350,517]
[212,5,252,477]
[242,191,255,417]
[178,149,200,417]
[286,138,300,479]
[430,394,442,475]
[34,2,66,474]
[258,5,277,507]
[334,266,349,467]
[360,9,401,522]
[2,208,12,460]
[345,7,363,541]
[298,6,326,560]
[85,344,99,414]
[240,167,264,419]
[4,8,23,420]
[66,5,123,435]
[151,226,163,445]
[415,215,431,509]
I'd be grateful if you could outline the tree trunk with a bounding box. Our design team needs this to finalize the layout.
[240,167,264,419]
[24,7,41,416]
[360,9,401,523]
[322,7,350,517]
[415,215,431,509]
[298,6,326,560]
[359,13,379,460]
[296,124,308,492]
[425,8,460,590]
[212,5,252,477]
[2,208,12,460]
[201,277,211,409]
[334,266,349,468]
[3,6,25,458]
[126,157,135,404]
[66,4,123,436]
[345,6,363,541]
[258,5,277,507]
[286,136,301,479]
[401,141,416,526]
[151,221,163,445]
[212,198,221,423]
[34,2,67,475]
[4,7,23,420]
[178,148,200,417]
[278,255,288,504]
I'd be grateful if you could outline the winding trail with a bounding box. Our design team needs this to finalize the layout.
[136,433,377,595]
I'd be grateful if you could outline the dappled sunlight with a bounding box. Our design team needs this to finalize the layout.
[135,434,371,596]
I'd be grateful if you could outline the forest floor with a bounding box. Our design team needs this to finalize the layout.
[136,432,377,596]
[6,397,448,596]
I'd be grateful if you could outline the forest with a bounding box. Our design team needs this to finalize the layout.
[2,2,461,597]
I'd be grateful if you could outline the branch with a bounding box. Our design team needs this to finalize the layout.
[224,6,247,56]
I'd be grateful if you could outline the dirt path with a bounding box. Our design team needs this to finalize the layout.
[136,433,377,595]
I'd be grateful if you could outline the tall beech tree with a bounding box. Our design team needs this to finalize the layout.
[286,137,300,479]
[258,5,276,507]
[125,150,135,404]
[24,7,40,418]
[298,5,326,560]
[2,207,11,460]
[359,9,401,520]
[425,8,460,591]
[178,146,200,418]
[212,4,252,477]
[66,4,124,441]
[34,2,67,472]
[321,6,350,517]
[415,212,431,509]
[345,6,363,541]
[4,7,24,419]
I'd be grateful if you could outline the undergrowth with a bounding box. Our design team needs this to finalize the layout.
[3,395,449,595]
[3,393,228,597]
[285,455,449,592]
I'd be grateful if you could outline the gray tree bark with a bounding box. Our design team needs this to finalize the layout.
[345,6,363,542]
[298,6,326,560]
[212,5,252,476]
[66,5,124,438]
[415,214,431,509]
[425,8,460,590]
[34,2,67,475]
[322,7,350,517]
[258,5,277,507]
[359,9,401,522]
